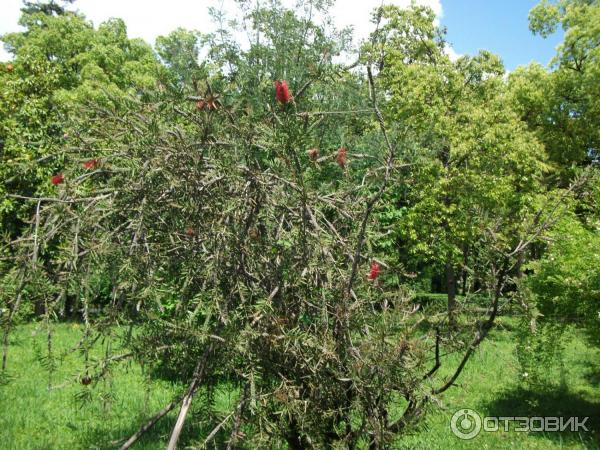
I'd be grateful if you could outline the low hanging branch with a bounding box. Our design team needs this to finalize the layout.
[119,395,184,450]
[432,260,508,395]
[166,344,214,450]
[2,200,41,372]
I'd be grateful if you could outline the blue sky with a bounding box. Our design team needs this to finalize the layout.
[0,0,563,71]
[441,0,564,70]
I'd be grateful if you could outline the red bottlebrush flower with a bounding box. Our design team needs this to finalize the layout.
[274,80,292,104]
[336,147,347,168]
[308,148,319,162]
[367,262,381,281]
[51,174,64,185]
[196,100,206,111]
[185,227,196,237]
[83,159,99,170]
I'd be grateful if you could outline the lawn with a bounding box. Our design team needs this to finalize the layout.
[0,318,598,449]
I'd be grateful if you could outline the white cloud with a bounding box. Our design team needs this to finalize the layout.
[1,0,444,60]
[329,0,442,45]
[444,43,461,62]
[0,0,22,60]
[75,0,222,46]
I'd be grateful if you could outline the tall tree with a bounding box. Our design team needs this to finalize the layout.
[510,0,599,184]
[373,5,547,327]
[0,3,161,239]
[511,0,600,388]
[156,28,206,90]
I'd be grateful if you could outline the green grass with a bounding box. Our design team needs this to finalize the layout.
[0,322,236,450]
[0,319,598,449]
[396,317,600,449]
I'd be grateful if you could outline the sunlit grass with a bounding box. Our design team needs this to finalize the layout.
[0,322,235,449]
[396,317,600,449]
[0,318,598,449]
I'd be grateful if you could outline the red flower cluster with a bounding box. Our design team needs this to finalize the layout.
[367,262,381,281]
[51,174,64,185]
[274,80,292,104]
[308,148,319,161]
[83,159,99,170]
[336,147,347,168]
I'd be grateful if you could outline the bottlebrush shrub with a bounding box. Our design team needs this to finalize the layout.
[1,68,530,448]
[4,78,429,448]
[1,51,549,450]
[1,37,514,450]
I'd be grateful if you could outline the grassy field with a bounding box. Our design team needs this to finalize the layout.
[0,319,598,449]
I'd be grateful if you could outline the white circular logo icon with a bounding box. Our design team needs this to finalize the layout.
[451,408,482,440]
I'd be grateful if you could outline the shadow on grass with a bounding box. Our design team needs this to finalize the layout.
[483,385,600,447]
[76,408,231,450]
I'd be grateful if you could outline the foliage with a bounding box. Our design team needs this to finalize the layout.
[507,0,600,390]
[0,3,162,239]
[0,0,597,447]
[517,209,600,385]
[369,5,548,329]
[1,2,429,447]
[510,0,600,182]
[156,28,207,90]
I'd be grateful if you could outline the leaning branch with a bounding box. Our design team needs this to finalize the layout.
[166,344,213,450]
[119,343,215,450]
[119,395,184,450]
[431,168,591,395]
[423,326,441,380]
[432,262,507,395]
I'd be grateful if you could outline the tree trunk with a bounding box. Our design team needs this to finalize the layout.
[461,245,469,296]
[446,262,457,329]
[509,251,525,314]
